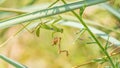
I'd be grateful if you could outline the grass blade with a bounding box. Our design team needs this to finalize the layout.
[58,20,120,46]
[0,54,27,68]
[101,3,120,19]
[0,0,107,29]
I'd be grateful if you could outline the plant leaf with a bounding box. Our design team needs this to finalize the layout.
[36,26,40,37]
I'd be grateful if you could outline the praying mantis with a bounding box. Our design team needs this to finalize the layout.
[52,37,69,56]
[35,17,63,37]
[0,0,86,57]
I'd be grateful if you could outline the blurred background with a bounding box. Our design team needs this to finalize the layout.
[0,0,120,68]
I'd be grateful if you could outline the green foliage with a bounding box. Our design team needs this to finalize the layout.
[0,0,120,68]
[61,0,115,67]
[36,25,41,37]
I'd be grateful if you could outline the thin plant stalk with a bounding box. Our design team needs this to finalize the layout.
[61,0,115,68]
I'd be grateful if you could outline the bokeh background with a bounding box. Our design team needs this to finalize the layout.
[0,0,120,68]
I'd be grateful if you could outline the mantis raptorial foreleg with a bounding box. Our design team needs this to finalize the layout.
[52,37,69,56]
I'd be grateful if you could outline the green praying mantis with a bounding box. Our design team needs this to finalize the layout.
[19,0,86,38]
[17,0,86,56]
[15,15,63,37]
[0,0,87,58]
[35,17,63,37]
